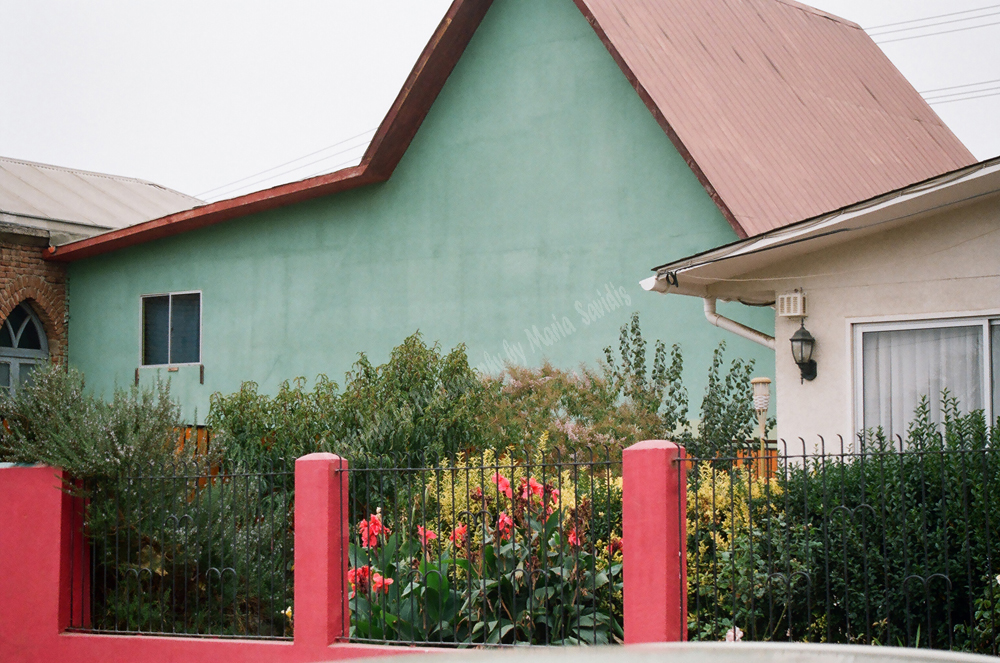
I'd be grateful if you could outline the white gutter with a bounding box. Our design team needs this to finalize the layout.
[703,298,775,350]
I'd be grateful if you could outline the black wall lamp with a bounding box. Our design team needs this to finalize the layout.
[790,322,816,382]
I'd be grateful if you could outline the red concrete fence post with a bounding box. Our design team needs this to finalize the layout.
[622,440,687,643]
[293,453,350,650]
[0,465,70,658]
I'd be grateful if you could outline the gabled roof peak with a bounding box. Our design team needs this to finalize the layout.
[48,0,974,261]
[771,0,859,28]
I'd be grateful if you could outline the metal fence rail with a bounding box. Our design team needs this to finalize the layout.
[68,459,295,639]
[344,447,624,646]
[683,435,999,655]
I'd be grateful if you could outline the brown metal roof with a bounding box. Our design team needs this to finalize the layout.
[575,0,975,237]
[48,0,975,261]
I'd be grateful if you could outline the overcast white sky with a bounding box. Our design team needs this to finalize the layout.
[1,1,998,201]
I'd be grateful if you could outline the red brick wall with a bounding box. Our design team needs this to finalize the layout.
[0,233,67,364]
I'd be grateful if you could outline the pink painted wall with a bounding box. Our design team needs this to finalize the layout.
[0,457,433,663]
[622,440,688,644]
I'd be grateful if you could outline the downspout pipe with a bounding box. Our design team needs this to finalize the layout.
[703,298,775,350]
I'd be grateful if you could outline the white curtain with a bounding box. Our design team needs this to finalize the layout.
[862,325,983,441]
[993,323,1000,423]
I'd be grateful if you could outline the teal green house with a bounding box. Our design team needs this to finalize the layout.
[47,0,972,421]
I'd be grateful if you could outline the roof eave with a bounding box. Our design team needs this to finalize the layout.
[644,156,1000,297]
[46,0,494,263]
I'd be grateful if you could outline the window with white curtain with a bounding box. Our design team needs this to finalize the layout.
[855,317,999,440]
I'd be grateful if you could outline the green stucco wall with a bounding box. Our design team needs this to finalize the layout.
[67,0,775,422]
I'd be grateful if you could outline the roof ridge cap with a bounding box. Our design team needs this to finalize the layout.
[770,0,861,29]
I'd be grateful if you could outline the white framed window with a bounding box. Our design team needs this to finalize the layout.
[141,291,201,366]
[854,316,999,440]
[1,302,49,397]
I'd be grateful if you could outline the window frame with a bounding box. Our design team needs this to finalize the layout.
[0,302,49,396]
[852,313,998,435]
[140,290,203,367]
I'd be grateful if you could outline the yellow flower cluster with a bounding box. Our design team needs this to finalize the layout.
[421,433,587,544]
[686,461,782,558]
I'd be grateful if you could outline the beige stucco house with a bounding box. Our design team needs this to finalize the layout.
[642,157,1000,448]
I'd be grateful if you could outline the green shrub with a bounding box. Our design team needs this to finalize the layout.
[208,333,487,469]
[686,395,1000,654]
[85,466,294,637]
[0,363,199,477]
[207,313,763,467]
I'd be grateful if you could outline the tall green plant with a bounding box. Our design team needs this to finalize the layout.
[687,394,999,654]
[603,311,690,438]
[695,342,760,458]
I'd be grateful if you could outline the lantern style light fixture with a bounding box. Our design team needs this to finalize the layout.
[790,322,816,382]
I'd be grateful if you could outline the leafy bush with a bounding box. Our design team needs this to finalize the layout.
[0,363,199,477]
[85,462,294,637]
[208,313,763,467]
[0,364,291,637]
[686,395,1000,655]
[208,333,486,469]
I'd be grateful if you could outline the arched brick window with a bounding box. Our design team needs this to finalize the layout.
[0,301,49,396]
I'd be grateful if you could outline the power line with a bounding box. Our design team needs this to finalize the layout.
[928,89,1000,105]
[301,155,371,180]
[920,78,1000,94]
[865,3,1000,30]
[868,9,1000,36]
[875,19,1000,44]
[925,84,1000,101]
[203,137,372,202]
[195,127,377,198]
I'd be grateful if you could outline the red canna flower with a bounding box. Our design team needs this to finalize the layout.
[449,523,468,547]
[491,473,512,499]
[417,525,437,546]
[358,511,388,548]
[497,512,514,541]
[607,536,623,555]
[347,565,372,597]
[567,528,581,547]
[521,477,545,500]
[371,572,394,594]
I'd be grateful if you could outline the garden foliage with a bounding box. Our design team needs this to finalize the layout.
[206,313,761,466]
[0,365,292,637]
[347,437,624,645]
[0,363,196,477]
[686,395,1000,655]
[207,334,486,469]
[83,461,294,637]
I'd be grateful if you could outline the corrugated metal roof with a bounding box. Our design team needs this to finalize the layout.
[577,0,976,237]
[0,156,201,239]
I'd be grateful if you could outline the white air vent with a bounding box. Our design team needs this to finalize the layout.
[777,291,805,317]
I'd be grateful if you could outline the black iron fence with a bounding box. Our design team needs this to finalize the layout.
[68,458,295,639]
[683,435,999,655]
[344,446,623,646]
[62,431,998,654]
